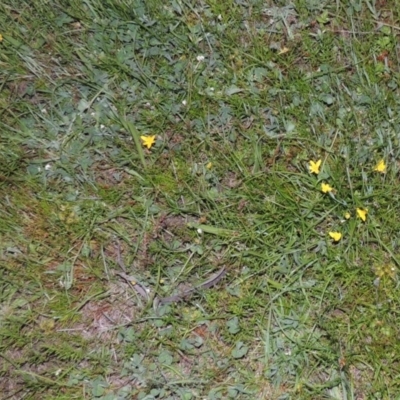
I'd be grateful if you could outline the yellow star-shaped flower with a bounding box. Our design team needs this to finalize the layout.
[329,231,342,242]
[356,208,368,222]
[374,159,386,173]
[321,182,333,193]
[344,212,351,220]
[309,159,321,174]
[140,135,156,149]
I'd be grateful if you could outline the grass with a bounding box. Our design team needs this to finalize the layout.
[1,0,400,398]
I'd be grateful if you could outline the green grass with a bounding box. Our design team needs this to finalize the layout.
[2,0,400,398]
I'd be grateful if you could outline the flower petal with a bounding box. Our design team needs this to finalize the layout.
[329,231,342,242]
[356,208,368,222]
[374,159,386,173]
[309,159,321,174]
[140,135,156,149]
[321,182,333,193]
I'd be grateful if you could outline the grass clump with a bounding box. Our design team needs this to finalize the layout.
[2,0,400,398]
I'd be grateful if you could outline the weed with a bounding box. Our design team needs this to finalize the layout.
[2,0,400,399]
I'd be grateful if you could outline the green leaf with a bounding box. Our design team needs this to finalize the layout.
[91,378,107,397]
[231,341,248,359]
[316,10,330,24]
[225,86,243,96]
[226,317,240,334]
[158,350,173,365]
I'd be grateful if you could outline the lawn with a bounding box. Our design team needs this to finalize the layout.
[1,0,400,399]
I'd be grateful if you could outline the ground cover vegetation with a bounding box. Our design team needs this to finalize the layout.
[1,0,400,398]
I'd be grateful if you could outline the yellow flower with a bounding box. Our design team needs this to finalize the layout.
[140,135,156,149]
[0,34,3,42]
[206,162,213,169]
[329,231,342,242]
[321,182,333,193]
[356,208,368,222]
[374,159,386,173]
[344,212,351,220]
[309,159,321,174]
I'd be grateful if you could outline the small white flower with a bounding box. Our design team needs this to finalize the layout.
[182,99,187,106]
[197,228,203,234]
[41,108,47,114]
[100,124,105,129]
[196,55,205,62]
[217,14,222,20]
[90,112,96,117]
[44,164,52,171]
